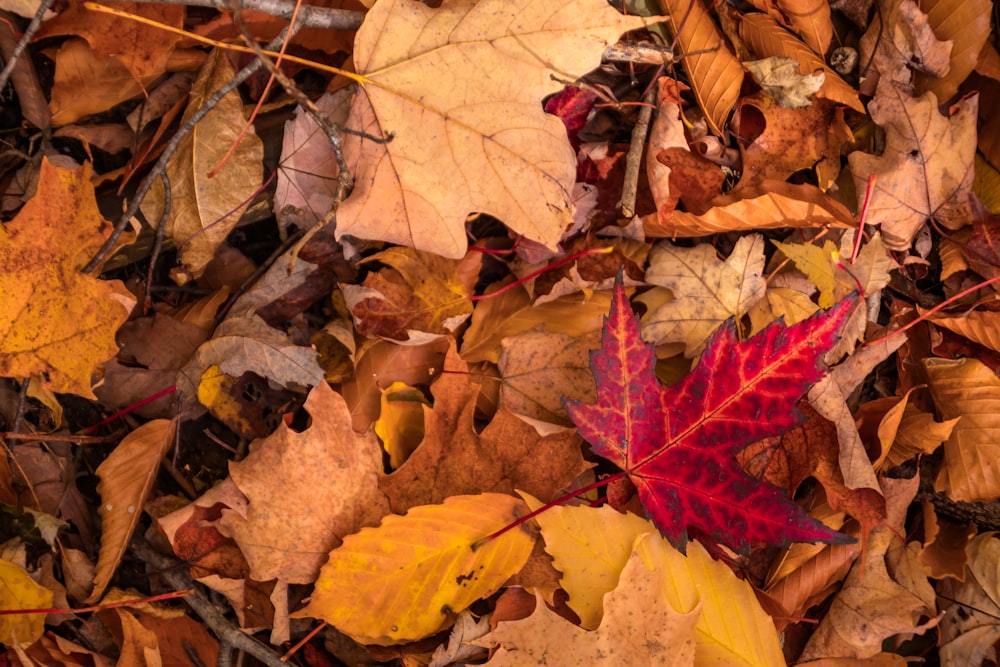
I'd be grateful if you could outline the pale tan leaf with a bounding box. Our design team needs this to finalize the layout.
[657,0,743,136]
[645,180,854,237]
[142,50,263,282]
[294,493,534,645]
[926,358,1000,502]
[642,234,767,356]
[477,533,701,666]
[914,0,992,103]
[858,0,951,87]
[847,78,977,250]
[740,12,863,111]
[87,419,175,603]
[337,0,647,258]
[938,533,1000,665]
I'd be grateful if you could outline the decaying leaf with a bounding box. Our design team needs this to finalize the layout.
[294,493,534,645]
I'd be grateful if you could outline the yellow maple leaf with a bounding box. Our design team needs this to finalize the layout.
[0,158,134,398]
[0,560,53,648]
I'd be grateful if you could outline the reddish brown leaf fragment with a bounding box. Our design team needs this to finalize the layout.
[565,275,857,554]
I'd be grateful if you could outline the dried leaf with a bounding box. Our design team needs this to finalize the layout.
[336,0,647,258]
[913,0,992,103]
[294,493,535,645]
[142,50,264,282]
[658,0,743,136]
[88,420,176,603]
[745,56,825,108]
[0,158,134,398]
[46,38,146,126]
[0,560,52,647]
[218,383,389,584]
[745,0,833,56]
[643,234,767,356]
[847,78,977,249]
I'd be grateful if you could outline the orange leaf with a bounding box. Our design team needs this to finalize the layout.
[0,158,134,398]
[913,0,992,103]
[657,0,743,136]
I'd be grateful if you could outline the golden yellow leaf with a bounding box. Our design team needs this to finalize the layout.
[847,78,976,250]
[336,0,647,258]
[658,0,743,136]
[0,158,134,398]
[0,559,53,648]
[926,358,1000,503]
[913,0,992,103]
[294,493,534,645]
[740,12,862,112]
[477,533,701,666]
[375,381,428,469]
[643,234,767,356]
[773,239,839,308]
[88,419,176,603]
[142,49,263,282]
[520,494,656,630]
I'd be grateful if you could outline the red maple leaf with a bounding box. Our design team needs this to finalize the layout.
[564,276,857,554]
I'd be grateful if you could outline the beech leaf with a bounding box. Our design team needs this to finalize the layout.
[565,275,856,554]
[294,493,534,645]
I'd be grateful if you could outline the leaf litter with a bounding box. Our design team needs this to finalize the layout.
[0,0,998,664]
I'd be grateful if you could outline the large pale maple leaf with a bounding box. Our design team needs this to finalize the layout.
[565,276,856,553]
[335,0,647,258]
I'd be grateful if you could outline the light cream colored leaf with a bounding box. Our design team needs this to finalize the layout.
[143,50,263,282]
[740,12,862,111]
[294,493,534,645]
[658,0,743,136]
[642,234,766,356]
[745,56,825,108]
[337,0,647,258]
[926,358,1000,503]
[87,419,175,603]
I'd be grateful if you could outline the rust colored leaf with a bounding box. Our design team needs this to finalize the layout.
[565,275,856,554]
[657,0,743,136]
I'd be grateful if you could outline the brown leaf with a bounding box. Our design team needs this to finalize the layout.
[744,0,833,56]
[218,383,390,584]
[380,345,589,512]
[142,50,264,282]
[913,0,992,103]
[88,420,176,603]
[858,0,951,87]
[657,0,743,136]
[336,0,647,258]
[847,79,977,249]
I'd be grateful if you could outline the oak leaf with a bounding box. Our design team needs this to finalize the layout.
[0,158,134,398]
[336,0,647,258]
[566,276,855,554]
[294,493,534,645]
[847,78,977,250]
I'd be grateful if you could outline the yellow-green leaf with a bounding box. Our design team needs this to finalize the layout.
[295,493,534,645]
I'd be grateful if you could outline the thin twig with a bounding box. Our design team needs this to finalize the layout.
[94,0,364,30]
[143,171,172,313]
[82,26,301,275]
[130,537,287,667]
[618,84,656,218]
[0,0,55,94]
[0,432,118,444]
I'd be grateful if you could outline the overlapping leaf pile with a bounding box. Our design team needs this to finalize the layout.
[2,0,1000,664]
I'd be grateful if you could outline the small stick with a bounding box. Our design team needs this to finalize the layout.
[618,84,656,218]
